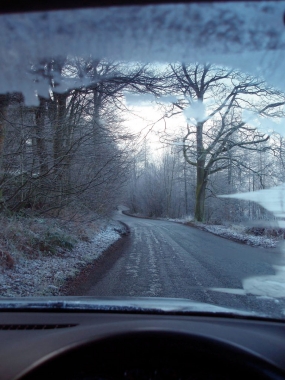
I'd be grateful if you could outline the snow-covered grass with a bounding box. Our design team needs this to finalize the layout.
[162,215,278,248]
[199,224,277,248]
[0,218,125,297]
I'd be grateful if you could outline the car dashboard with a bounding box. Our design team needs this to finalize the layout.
[0,307,285,380]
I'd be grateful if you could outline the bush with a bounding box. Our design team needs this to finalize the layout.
[0,214,79,262]
[0,209,107,266]
[30,230,76,254]
[245,227,285,239]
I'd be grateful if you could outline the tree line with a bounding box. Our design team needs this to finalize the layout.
[0,59,284,222]
[0,57,159,219]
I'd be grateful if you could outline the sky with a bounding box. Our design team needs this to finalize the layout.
[122,96,186,155]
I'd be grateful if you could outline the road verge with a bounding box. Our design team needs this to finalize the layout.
[122,210,277,249]
[0,220,129,297]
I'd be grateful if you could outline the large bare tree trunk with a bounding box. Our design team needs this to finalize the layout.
[195,159,207,222]
[194,121,207,221]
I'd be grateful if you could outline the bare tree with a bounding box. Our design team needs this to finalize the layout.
[161,63,285,221]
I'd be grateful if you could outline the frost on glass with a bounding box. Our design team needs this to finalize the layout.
[221,184,285,222]
[183,100,206,123]
[243,109,285,136]
[219,184,285,298]
[0,2,285,104]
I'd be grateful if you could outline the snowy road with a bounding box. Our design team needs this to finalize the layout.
[75,212,285,316]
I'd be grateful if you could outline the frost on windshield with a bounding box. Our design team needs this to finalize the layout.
[221,184,285,222]
[220,183,285,299]
[1,1,285,308]
[0,2,285,104]
[183,100,206,123]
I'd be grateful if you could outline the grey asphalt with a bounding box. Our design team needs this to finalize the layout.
[84,212,285,316]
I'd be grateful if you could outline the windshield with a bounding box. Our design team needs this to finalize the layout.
[0,1,285,319]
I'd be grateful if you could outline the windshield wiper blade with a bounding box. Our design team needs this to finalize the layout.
[0,296,266,318]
